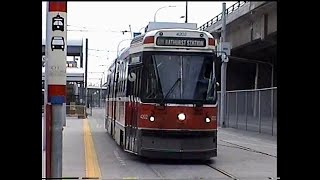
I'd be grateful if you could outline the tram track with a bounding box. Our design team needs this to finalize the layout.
[148,164,165,179]
[205,163,238,180]
[219,139,277,158]
[144,158,239,180]
[90,109,276,179]
[205,163,280,180]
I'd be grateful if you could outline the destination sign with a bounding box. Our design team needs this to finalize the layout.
[156,37,206,47]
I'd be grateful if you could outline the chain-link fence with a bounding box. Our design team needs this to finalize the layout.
[88,96,105,108]
[66,104,86,118]
[217,87,277,136]
[83,96,105,116]
[66,95,105,117]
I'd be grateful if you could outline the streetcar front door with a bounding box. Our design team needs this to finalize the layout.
[125,65,141,153]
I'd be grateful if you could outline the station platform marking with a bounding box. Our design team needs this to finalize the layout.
[83,119,102,179]
[122,177,138,179]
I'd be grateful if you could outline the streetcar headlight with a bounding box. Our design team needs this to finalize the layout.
[178,113,186,121]
[205,117,211,123]
[149,116,155,122]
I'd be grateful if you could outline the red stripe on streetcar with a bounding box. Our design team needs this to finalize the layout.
[49,2,67,12]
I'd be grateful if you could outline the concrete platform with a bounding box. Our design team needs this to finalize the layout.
[42,117,86,179]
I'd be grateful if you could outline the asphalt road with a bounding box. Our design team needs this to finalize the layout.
[89,108,277,180]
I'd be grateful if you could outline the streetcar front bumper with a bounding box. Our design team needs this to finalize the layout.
[137,129,217,160]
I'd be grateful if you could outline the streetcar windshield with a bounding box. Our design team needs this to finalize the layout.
[142,52,217,104]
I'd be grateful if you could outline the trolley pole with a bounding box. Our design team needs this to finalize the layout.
[85,38,88,110]
[45,1,67,178]
[220,2,228,128]
[185,1,188,23]
[129,25,133,39]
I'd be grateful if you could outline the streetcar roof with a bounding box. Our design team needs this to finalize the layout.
[144,28,214,39]
[145,22,197,32]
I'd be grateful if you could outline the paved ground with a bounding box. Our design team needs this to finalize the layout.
[42,108,277,179]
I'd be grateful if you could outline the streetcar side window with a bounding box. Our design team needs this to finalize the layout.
[143,55,158,99]
[124,59,128,95]
[116,71,120,95]
[106,75,111,99]
[118,61,124,95]
[193,56,213,100]
[111,71,114,97]
[127,54,142,97]
[127,67,135,96]
[136,67,142,98]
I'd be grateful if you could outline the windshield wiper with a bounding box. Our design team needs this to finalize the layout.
[159,77,181,105]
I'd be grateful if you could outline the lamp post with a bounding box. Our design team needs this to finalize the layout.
[154,5,176,22]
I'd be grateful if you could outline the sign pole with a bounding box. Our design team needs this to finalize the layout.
[220,2,228,128]
[45,1,67,178]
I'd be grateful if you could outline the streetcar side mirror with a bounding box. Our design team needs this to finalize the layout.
[128,72,136,82]
[128,62,143,83]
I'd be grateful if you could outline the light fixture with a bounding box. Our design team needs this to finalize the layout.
[178,113,186,121]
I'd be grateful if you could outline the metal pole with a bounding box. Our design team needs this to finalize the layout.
[85,38,88,109]
[271,64,274,88]
[227,93,230,127]
[51,105,63,177]
[102,71,105,106]
[254,63,259,117]
[245,91,248,130]
[129,25,133,39]
[185,1,188,23]
[221,2,226,43]
[46,2,67,178]
[220,2,227,128]
[44,1,50,153]
[258,90,261,133]
[100,78,102,107]
[236,92,238,128]
[271,88,274,136]
[271,63,274,135]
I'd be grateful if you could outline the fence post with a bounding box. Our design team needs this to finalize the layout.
[245,91,248,130]
[258,90,261,133]
[236,92,238,128]
[217,92,222,127]
[271,88,274,136]
[227,92,229,127]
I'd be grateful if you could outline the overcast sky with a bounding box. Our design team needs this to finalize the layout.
[42,1,236,86]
